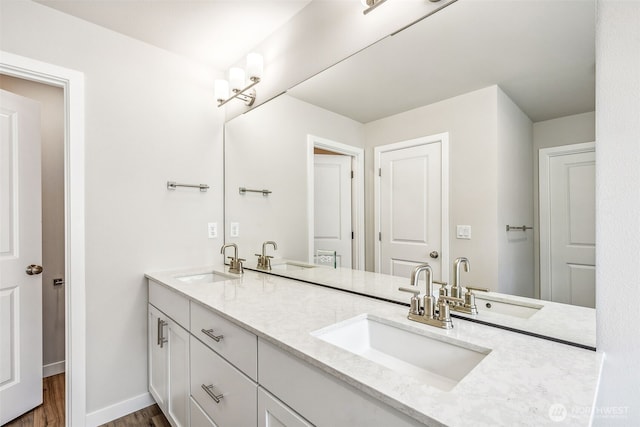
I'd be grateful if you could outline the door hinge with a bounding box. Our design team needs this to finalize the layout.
[378,231,382,241]
[351,170,354,179]
[378,168,382,177]
[351,231,354,239]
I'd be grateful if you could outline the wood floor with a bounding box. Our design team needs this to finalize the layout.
[2,374,170,427]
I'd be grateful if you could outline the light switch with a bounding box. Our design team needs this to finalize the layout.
[230,222,240,237]
[207,222,217,239]
[456,225,471,239]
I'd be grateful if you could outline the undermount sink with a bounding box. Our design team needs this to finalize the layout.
[175,271,234,284]
[312,314,490,392]
[475,295,543,319]
[270,261,315,271]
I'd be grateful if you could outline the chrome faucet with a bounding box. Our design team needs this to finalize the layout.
[255,240,277,270]
[449,257,488,315]
[399,263,463,329]
[220,243,245,274]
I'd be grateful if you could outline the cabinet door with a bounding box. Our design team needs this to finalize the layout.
[258,388,313,427]
[167,319,190,427]
[148,305,168,410]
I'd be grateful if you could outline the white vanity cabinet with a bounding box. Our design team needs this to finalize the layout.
[258,387,313,427]
[148,279,422,427]
[148,304,190,427]
[258,339,423,427]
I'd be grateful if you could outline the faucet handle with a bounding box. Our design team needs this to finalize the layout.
[398,287,421,315]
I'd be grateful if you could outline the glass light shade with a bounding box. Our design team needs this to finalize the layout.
[246,53,264,80]
[214,79,229,101]
[229,67,246,92]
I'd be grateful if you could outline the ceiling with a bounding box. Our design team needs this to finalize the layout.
[34,0,312,70]
[288,0,596,123]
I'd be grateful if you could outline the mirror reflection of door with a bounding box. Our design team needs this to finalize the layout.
[375,134,448,282]
[313,151,353,268]
[539,142,596,308]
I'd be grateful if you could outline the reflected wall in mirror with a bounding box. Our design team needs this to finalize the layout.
[224,0,595,308]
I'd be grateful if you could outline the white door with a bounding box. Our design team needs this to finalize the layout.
[314,154,352,268]
[0,89,43,424]
[375,135,447,281]
[540,142,595,308]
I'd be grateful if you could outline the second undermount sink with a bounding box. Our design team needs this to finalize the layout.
[475,295,543,319]
[312,314,490,392]
[175,271,235,284]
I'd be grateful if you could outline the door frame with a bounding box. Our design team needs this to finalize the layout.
[538,141,595,302]
[1,51,86,426]
[307,135,364,270]
[374,133,450,281]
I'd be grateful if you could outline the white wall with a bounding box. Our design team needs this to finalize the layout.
[364,86,500,288]
[496,88,534,297]
[0,74,66,375]
[594,1,640,425]
[1,0,225,417]
[225,94,364,262]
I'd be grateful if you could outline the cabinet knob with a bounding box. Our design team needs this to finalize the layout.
[201,384,224,403]
[201,328,224,342]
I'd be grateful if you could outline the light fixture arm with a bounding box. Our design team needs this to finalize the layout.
[217,76,260,107]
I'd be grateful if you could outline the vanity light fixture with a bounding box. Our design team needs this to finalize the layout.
[215,53,263,107]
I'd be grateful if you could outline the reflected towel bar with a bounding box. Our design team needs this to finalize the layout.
[239,187,272,196]
[506,225,533,231]
[167,181,209,192]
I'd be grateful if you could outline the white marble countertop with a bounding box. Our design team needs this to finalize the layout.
[146,264,602,427]
[246,262,596,349]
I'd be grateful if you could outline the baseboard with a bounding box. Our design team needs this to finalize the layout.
[85,392,155,427]
[43,360,65,378]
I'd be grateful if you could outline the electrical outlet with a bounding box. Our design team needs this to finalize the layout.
[207,222,217,239]
[230,222,240,237]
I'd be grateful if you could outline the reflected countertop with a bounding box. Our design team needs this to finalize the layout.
[146,264,602,427]
[244,262,597,349]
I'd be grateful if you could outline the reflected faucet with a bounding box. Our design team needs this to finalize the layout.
[220,243,244,274]
[450,257,488,315]
[255,241,278,270]
[451,257,470,299]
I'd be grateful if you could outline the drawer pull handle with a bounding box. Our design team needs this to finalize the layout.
[201,384,224,403]
[201,328,224,342]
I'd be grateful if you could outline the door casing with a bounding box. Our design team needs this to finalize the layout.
[1,51,86,427]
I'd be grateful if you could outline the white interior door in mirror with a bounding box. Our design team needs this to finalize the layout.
[0,89,43,424]
[314,154,352,268]
[540,142,595,308]
[375,134,448,282]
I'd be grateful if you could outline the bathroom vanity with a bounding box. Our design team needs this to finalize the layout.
[146,265,602,427]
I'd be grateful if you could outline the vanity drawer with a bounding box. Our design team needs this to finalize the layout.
[190,336,257,427]
[149,280,189,328]
[191,301,257,380]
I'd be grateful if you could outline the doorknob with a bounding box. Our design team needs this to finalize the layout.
[26,264,43,275]
[429,251,439,259]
